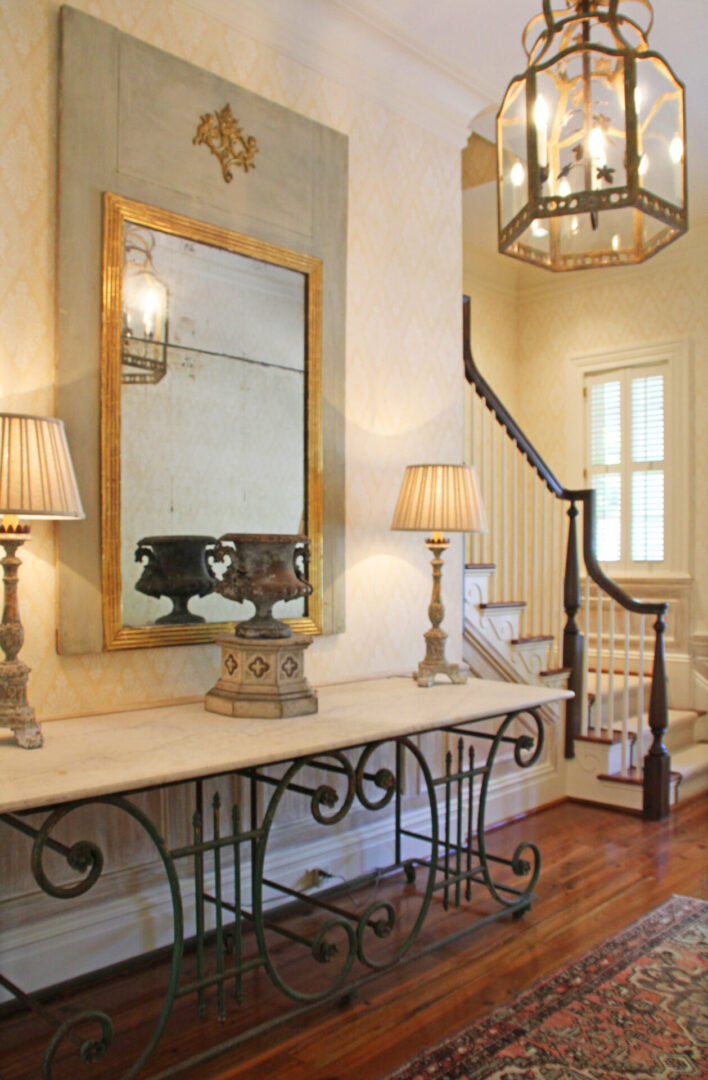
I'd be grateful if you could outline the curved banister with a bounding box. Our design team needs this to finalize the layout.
[463,298,564,498]
[463,298,666,618]
[463,297,670,818]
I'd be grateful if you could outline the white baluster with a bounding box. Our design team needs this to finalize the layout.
[491,421,498,600]
[582,573,590,736]
[638,614,646,761]
[500,429,505,600]
[595,587,603,734]
[523,466,529,636]
[623,608,630,774]
[532,476,539,636]
[480,403,488,567]
[512,443,518,602]
[608,599,615,742]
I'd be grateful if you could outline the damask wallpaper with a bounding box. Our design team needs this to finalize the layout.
[0,0,465,719]
[514,232,708,633]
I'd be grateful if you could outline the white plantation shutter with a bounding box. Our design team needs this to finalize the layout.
[585,364,667,569]
[631,373,665,562]
[591,381,621,465]
[631,375,664,462]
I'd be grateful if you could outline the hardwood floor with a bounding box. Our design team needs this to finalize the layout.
[2,797,706,1080]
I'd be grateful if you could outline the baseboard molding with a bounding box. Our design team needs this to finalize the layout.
[0,757,561,1002]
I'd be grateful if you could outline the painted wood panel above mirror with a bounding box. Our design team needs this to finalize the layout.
[56,7,346,653]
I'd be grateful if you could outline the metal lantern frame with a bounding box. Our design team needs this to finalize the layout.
[497,0,687,271]
[121,224,170,384]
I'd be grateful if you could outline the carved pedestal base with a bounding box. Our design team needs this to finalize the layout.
[0,659,43,748]
[416,628,468,687]
[206,635,318,718]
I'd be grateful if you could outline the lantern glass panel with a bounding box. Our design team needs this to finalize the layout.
[636,55,685,208]
[498,76,528,230]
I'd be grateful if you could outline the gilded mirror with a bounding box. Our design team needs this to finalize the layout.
[101,193,323,649]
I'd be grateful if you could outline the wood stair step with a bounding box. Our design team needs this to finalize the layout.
[598,767,682,787]
[465,563,496,570]
[576,729,638,747]
[479,601,526,610]
[511,635,554,644]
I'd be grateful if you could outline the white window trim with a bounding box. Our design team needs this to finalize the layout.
[565,339,692,576]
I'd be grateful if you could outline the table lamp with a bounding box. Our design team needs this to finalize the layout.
[392,463,487,687]
[0,413,84,747]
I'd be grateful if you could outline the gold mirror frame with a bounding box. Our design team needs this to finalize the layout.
[101,193,323,649]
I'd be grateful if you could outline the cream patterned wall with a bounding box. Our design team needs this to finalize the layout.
[0,0,465,720]
[513,230,708,638]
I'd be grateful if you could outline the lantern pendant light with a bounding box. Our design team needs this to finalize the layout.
[497,0,687,271]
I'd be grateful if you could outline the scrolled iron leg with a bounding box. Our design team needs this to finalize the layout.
[1,795,184,1080]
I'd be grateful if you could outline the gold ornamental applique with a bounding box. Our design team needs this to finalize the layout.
[193,104,259,182]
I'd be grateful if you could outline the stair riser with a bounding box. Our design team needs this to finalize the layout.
[587,684,649,732]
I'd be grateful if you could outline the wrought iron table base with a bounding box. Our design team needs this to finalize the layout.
[0,708,544,1080]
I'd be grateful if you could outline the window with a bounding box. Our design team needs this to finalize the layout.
[571,340,689,577]
[584,356,681,572]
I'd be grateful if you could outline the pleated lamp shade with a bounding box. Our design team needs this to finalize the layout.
[391,464,488,534]
[0,413,84,520]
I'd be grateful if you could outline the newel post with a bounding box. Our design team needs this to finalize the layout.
[562,501,584,759]
[643,610,671,820]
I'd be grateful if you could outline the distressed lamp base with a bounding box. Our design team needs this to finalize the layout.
[206,635,318,718]
[0,530,43,749]
[416,536,468,689]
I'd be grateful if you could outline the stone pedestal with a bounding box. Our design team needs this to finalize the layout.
[205,635,317,718]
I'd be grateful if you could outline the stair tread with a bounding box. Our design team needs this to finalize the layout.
[670,744,708,776]
[465,563,496,570]
[540,667,572,676]
[576,730,638,747]
[479,601,527,610]
[598,767,682,786]
[511,635,554,644]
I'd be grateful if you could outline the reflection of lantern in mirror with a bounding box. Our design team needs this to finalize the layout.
[497,0,687,271]
[121,225,169,383]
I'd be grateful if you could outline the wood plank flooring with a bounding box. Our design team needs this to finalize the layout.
[2,797,706,1080]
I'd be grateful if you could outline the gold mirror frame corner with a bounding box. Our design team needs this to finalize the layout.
[99,192,324,650]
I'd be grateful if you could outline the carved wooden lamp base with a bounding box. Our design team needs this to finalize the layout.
[414,537,468,689]
[206,635,318,718]
[416,630,468,687]
[0,531,43,748]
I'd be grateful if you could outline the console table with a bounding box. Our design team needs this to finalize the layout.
[0,676,571,1079]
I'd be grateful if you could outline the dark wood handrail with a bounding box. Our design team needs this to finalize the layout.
[463,298,667,619]
[464,298,564,498]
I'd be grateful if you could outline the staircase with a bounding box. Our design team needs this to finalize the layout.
[464,562,708,812]
[462,298,708,817]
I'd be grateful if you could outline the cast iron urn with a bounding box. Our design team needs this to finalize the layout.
[213,533,312,638]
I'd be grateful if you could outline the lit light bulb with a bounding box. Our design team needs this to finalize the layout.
[611,234,621,252]
[510,161,526,187]
[534,94,549,168]
[142,287,160,338]
[638,152,650,177]
[534,94,549,127]
[531,219,548,238]
[588,126,606,162]
[558,178,571,198]
[570,216,579,235]
[670,135,684,164]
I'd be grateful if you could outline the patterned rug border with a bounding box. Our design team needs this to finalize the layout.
[383,894,708,1080]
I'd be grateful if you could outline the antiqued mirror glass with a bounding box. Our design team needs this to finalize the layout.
[101,194,323,648]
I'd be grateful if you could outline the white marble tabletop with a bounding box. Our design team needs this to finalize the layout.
[0,677,571,814]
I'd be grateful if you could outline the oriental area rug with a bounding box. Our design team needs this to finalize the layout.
[384,895,707,1080]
